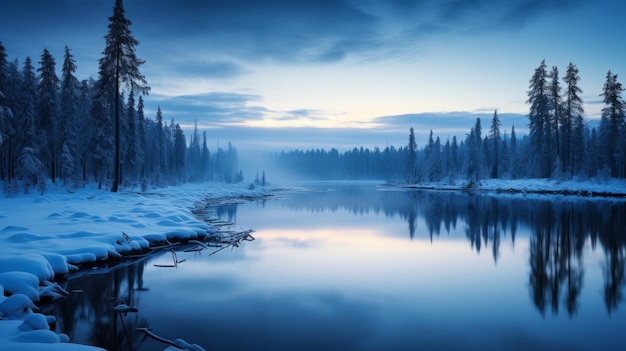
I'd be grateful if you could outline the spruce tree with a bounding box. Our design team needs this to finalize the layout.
[562,63,584,175]
[407,127,417,182]
[136,95,146,178]
[98,0,149,192]
[548,65,563,170]
[60,46,81,186]
[489,109,501,178]
[17,57,42,191]
[527,60,550,177]
[0,42,10,182]
[124,89,138,181]
[599,71,625,177]
[37,48,60,183]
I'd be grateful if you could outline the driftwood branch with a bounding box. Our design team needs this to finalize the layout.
[136,328,206,351]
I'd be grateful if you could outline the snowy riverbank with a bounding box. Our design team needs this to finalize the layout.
[0,182,272,351]
[399,178,626,198]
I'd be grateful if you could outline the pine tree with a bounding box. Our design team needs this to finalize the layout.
[0,42,11,183]
[599,71,625,177]
[37,48,60,183]
[548,65,563,171]
[201,131,210,180]
[466,118,484,182]
[510,125,518,178]
[17,57,43,191]
[136,95,146,178]
[124,89,138,181]
[527,60,550,177]
[562,63,584,175]
[489,109,501,178]
[407,127,417,181]
[99,0,149,192]
[60,46,81,186]
[173,123,186,180]
[90,89,113,189]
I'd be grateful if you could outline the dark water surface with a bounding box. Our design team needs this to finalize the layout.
[47,182,626,351]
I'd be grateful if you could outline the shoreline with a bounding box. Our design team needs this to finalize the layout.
[393,178,626,199]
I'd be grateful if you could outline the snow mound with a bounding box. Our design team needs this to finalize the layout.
[0,273,41,302]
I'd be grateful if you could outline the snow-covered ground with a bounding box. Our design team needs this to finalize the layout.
[0,181,271,351]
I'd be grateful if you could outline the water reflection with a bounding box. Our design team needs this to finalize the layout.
[46,184,626,350]
[44,261,151,350]
[259,185,626,315]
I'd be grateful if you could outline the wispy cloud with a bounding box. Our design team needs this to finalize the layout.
[148,92,266,125]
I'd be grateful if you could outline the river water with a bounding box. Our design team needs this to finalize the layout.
[46,182,626,351]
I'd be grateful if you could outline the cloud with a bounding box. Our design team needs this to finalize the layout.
[148,92,266,125]
[372,112,528,133]
[149,59,247,80]
[0,0,587,71]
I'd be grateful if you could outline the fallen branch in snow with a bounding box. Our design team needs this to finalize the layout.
[207,229,255,257]
[137,328,206,351]
[153,249,186,268]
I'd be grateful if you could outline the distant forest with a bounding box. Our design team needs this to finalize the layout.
[277,60,626,183]
[0,0,240,195]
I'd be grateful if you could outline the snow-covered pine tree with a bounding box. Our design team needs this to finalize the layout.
[407,127,417,182]
[136,95,146,179]
[201,131,210,180]
[124,89,139,183]
[60,46,81,186]
[527,60,551,177]
[90,88,113,189]
[548,65,563,172]
[173,123,186,180]
[599,70,625,177]
[562,63,584,175]
[0,42,10,183]
[17,57,43,192]
[37,48,60,183]
[489,109,501,178]
[451,136,459,179]
[99,0,149,192]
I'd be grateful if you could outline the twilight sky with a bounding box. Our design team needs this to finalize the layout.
[1,0,624,150]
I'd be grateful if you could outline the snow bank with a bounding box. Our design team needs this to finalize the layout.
[403,178,626,198]
[0,181,271,350]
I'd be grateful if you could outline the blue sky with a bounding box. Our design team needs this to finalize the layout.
[1,0,624,150]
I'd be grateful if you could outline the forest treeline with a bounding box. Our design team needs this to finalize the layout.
[0,0,241,195]
[277,60,625,183]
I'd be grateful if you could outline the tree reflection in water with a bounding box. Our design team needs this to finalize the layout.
[270,185,626,316]
[43,260,150,351]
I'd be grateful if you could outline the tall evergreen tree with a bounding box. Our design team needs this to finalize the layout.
[60,46,81,186]
[562,63,584,175]
[599,70,625,177]
[527,60,550,177]
[407,127,417,181]
[98,0,149,192]
[124,89,138,181]
[136,95,146,178]
[37,48,60,182]
[17,57,43,191]
[0,42,10,182]
[548,65,563,169]
[489,109,501,178]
